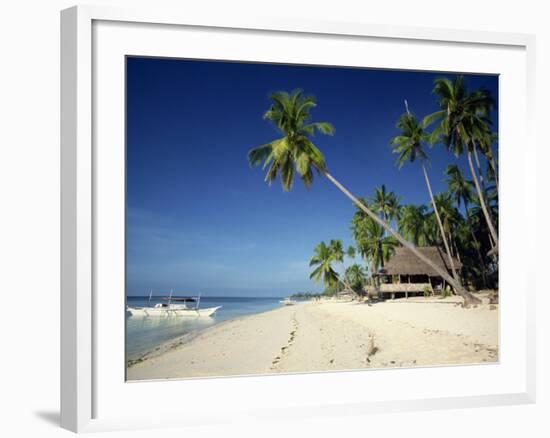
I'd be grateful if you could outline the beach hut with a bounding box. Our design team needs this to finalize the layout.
[374,246,462,299]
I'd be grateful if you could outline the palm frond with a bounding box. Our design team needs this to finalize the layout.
[421,110,446,129]
[247,142,274,167]
[249,89,331,191]
[302,121,335,136]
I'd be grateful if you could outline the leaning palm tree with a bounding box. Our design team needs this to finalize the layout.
[390,110,460,283]
[470,186,499,254]
[248,89,479,305]
[424,76,498,250]
[479,131,499,191]
[471,132,498,238]
[476,132,499,248]
[309,241,340,290]
[445,164,488,286]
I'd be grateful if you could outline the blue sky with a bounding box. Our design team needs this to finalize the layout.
[126,57,498,297]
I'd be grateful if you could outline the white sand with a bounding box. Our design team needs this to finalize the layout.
[127,298,498,381]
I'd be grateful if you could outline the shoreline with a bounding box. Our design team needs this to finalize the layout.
[127,297,499,381]
[126,303,292,367]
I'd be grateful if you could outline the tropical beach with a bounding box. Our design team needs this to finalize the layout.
[126,58,499,380]
[128,297,498,380]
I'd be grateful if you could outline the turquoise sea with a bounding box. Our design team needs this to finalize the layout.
[126,296,282,360]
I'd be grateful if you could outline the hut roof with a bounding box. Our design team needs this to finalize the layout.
[381,246,462,277]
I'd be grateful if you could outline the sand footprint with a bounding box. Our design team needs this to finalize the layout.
[270,313,299,369]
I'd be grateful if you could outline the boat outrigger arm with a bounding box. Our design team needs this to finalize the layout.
[126,291,221,317]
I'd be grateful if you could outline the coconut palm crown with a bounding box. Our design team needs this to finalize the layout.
[351,207,398,272]
[390,112,429,168]
[309,241,340,289]
[445,164,474,210]
[248,89,334,191]
[424,76,494,155]
[398,204,430,246]
[370,184,401,223]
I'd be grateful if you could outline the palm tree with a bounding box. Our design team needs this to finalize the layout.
[345,264,368,294]
[329,239,355,292]
[472,133,498,237]
[424,76,498,250]
[248,89,480,305]
[470,187,499,252]
[390,111,460,283]
[370,184,401,227]
[432,192,462,260]
[351,208,399,274]
[423,211,441,248]
[479,131,499,190]
[486,159,497,188]
[398,204,430,246]
[445,165,474,211]
[445,164,488,286]
[309,241,339,290]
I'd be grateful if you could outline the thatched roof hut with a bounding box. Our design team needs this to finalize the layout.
[380,246,462,277]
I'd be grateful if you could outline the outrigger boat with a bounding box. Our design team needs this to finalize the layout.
[127,290,221,317]
[279,297,297,306]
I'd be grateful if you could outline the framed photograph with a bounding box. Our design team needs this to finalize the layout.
[61,5,536,433]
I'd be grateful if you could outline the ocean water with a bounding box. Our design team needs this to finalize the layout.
[126,296,282,360]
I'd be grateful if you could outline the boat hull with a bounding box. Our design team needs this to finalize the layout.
[127,305,221,317]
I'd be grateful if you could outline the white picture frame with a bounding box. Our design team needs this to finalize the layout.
[60,4,536,433]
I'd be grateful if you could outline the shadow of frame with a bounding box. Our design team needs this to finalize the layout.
[34,411,59,427]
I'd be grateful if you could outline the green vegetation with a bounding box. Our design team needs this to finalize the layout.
[390,109,460,284]
[345,264,368,294]
[424,77,498,249]
[248,81,498,306]
[423,285,432,298]
[308,241,340,290]
[306,240,364,295]
[352,205,398,277]
[289,292,322,300]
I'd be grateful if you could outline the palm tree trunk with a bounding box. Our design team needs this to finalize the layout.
[473,145,486,189]
[378,242,385,269]
[447,232,454,256]
[421,162,461,283]
[339,268,355,295]
[382,212,388,237]
[491,157,499,190]
[452,236,461,263]
[464,202,488,288]
[467,145,499,249]
[368,261,376,299]
[324,172,480,306]
[450,237,465,287]
[473,145,498,233]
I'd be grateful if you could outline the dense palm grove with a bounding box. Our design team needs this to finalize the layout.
[249,76,498,305]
